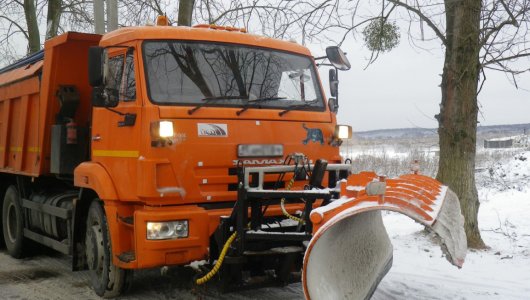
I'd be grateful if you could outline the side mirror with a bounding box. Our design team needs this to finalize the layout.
[91,86,106,107]
[328,97,338,114]
[106,88,119,107]
[329,69,338,97]
[91,86,119,108]
[88,46,104,86]
[326,46,351,71]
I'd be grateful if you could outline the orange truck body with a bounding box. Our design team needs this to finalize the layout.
[0,26,341,271]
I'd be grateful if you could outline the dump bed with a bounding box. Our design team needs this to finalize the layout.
[0,32,101,176]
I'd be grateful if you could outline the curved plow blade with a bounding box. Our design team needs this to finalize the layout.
[302,173,467,300]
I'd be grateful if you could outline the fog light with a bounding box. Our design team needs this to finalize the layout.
[335,125,352,139]
[147,220,188,240]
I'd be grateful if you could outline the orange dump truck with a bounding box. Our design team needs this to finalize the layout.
[0,23,466,299]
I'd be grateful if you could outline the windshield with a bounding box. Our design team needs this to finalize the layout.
[143,41,324,111]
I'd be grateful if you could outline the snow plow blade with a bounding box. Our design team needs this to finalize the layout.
[303,173,467,300]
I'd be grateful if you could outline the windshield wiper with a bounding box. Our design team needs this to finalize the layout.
[188,96,248,115]
[236,96,287,116]
[278,100,318,116]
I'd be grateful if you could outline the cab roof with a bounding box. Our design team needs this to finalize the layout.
[100,26,313,57]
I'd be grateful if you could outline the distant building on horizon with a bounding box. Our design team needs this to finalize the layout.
[484,138,513,149]
[484,134,528,149]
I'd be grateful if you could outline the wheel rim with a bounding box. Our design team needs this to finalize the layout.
[6,202,17,243]
[86,221,105,277]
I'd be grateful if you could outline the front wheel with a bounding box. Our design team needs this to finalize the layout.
[2,185,26,258]
[85,200,132,298]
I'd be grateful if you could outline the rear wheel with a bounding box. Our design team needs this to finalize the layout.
[2,185,26,258]
[0,184,5,249]
[85,200,132,298]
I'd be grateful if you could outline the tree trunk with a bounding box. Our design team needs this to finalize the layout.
[178,0,195,26]
[24,0,40,53]
[45,0,62,39]
[437,0,485,249]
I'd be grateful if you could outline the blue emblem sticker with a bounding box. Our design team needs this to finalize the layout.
[302,123,324,145]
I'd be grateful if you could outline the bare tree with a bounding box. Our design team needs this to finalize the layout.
[178,0,195,26]
[46,0,62,39]
[354,0,530,248]
[24,0,40,53]
[119,0,348,43]
[0,0,93,65]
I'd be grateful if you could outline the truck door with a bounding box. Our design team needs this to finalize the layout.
[91,47,141,200]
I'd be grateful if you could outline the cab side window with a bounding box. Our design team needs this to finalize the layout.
[107,55,124,103]
[106,51,136,103]
[122,52,136,101]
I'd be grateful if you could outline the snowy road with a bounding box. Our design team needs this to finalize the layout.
[1,203,528,300]
[0,248,304,300]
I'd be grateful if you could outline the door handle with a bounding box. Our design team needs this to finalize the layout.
[92,134,102,141]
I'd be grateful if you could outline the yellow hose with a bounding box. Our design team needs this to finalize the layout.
[280,177,305,224]
[195,231,237,285]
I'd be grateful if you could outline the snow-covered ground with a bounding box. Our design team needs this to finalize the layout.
[373,150,530,299]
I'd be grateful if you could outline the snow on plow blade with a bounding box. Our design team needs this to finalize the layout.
[302,173,467,300]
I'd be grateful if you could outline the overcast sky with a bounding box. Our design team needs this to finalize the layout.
[2,4,529,132]
[308,30,530,132]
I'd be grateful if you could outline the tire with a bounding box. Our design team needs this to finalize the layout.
[2,185,26,258]
[0,184,5,249]
[85,200,132,298]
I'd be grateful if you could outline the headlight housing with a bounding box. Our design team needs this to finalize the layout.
[330,124,352,147]
[150,121,175,147]
[146,220,188,240]
[335,125,352,139]
[158,121,174,138]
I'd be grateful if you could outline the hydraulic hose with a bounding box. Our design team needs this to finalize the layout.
[280,176,305,224]
[195,231,237,285]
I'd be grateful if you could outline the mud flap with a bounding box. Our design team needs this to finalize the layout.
[302,174,467,300]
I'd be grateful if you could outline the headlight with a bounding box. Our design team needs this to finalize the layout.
[335,125,352,139]
[150,121,175,147]
[146,220,188,240]
[159,121,174,138]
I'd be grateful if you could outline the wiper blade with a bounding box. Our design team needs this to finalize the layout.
[236,96,287,116]
[278,100,318,116]
[188,96,248,115]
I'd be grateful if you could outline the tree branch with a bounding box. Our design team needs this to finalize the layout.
[479,0,524,46]
[387,0,446,45]
[0,15,29,40]
[483,52,530,66]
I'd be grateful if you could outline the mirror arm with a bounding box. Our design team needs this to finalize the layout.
[314,52,346,61]
[105,106,126,116]
[105,107,137,127]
